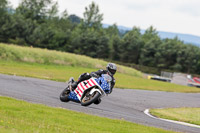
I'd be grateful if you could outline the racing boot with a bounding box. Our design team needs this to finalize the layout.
[71,81,78,91]
[70,78,84,91]
[68,77,75,84]
[67,77,75,91]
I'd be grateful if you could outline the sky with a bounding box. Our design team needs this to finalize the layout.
[9,0,200,36]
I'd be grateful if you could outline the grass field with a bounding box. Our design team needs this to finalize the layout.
[0,43,199,133]
[150,108,200,125]
[0,96,177,133]
[1,43,200,93]
[1,60,200,93]
[0,43,142,77]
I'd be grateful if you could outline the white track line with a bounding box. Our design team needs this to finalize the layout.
[144,109,200,128]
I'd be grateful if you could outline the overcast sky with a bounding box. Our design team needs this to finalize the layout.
[9,0,200,36]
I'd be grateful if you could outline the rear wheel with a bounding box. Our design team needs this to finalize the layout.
[60,87,70,102]
[94,98,101,105]
[81,90,101,106]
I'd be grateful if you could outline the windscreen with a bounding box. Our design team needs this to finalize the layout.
[102,74,112,83]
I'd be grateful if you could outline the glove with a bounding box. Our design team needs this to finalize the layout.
[90,72,99,78]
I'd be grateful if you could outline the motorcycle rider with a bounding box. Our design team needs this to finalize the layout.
[70,63,117,95]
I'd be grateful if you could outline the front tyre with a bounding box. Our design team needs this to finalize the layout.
[60,87,70,102]
[81,91,101,106]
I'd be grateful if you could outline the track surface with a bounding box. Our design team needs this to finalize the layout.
[0,74,200,133]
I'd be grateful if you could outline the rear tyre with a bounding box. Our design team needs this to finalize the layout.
[94,98,101,105]
[60,87,70,102]
[81,91,101,106]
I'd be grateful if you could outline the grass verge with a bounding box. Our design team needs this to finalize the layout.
[1,60,200,93]
[1,43,200,92]
[150,108,200,125]
[0,96,177,133]
[0,43,142,77]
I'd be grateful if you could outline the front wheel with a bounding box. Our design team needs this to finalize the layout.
[81,91,101,106]
[60,87,70,102]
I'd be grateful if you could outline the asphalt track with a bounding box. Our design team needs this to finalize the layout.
[0,73,200,133]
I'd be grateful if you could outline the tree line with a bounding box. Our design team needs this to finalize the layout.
[1,0,200,75]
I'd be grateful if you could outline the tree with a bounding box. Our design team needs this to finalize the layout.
[82,2,103,29]
[12,0,71,48]
[120,27,143,64]
[155,37,183,70]
[16,0,58,23]
[105,24,120,59]
[0,0,10,42]
[111,35,122,61]
[139,26,162,67]
[69,26,109,58]
[69,14,81,24]
[105,24,119,37]
[67,2,109,58]
[179,44,200,73]
[0,0,8,14]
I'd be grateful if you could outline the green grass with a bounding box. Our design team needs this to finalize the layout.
[115,73,200,92]
[0,96,177,133]
[0,43,142,77]
[150,108,200,125]
[0,60,95,82]
[1,43,200,92]
[1,60,200,93]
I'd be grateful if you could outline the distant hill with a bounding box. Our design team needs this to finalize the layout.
[103,24,200,47]
[157,31,200,47]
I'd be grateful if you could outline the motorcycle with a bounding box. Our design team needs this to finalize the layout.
[60,74,112,106]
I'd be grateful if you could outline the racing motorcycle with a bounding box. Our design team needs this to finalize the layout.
[60,74,112,106]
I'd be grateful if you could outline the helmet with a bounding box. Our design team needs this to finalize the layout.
[106,63,117,76]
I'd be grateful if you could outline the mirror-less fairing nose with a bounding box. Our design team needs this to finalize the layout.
[103,74,112,82]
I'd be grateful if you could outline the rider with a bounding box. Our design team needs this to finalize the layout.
[70,63,117,94]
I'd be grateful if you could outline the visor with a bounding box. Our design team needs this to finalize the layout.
[108,68,116,75]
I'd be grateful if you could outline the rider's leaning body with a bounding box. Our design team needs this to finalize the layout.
[71,63,117,94]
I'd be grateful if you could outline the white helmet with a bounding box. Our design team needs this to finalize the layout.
[106,63,117,76]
